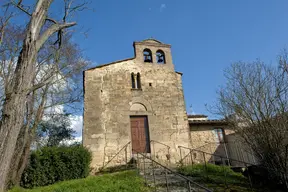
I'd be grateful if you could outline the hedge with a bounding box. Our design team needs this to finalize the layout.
[21,145,92,188]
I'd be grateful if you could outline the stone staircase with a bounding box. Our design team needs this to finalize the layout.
[98,141,212,191]
[135,154,212,192]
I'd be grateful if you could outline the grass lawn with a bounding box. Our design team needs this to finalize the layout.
[178,164,282,192]
[178,164,253,192]
[10,170,149,192]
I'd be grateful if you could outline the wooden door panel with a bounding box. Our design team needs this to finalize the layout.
[130,116,150,153]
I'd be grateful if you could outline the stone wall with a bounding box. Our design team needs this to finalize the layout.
[188,125,257,166]
[83,47,191,170]
[185,125,228,164]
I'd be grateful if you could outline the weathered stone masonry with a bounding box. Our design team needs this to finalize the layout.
[83,39,191,170]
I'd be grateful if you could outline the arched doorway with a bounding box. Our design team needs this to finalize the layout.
[130,103,151,153]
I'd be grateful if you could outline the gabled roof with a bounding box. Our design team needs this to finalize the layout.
[84,58,134,71]
[140,38,164,44]
[84,58,183,75]
[133,38,171,48]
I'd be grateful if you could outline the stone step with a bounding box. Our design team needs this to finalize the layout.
[135,154,211,192]
[145,174,187,186]
[155,186,206,192]
[145,175,208,192]
[140,168,173,175]
[153,186,190,192]
[139,167,209,191]
[132,153,152,159]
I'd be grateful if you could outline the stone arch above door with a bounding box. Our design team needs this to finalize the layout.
[129,97,152,112]
[130,103,147,111]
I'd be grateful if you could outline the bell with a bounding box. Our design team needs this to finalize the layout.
[144,56,151,62]
[158,58,164,63]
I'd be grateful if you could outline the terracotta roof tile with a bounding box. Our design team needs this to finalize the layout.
[189,119,228,125]
[187,114,208,118]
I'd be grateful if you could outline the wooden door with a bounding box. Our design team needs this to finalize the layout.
[130,116,150,153]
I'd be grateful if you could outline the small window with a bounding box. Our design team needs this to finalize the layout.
[143,49,153,63]
[131,73,141,89]
[156,50,166,64]
[131,73,136,88]
[136,73,141,89]
[214,128,225,143]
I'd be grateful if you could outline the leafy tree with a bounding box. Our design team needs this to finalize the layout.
[36,114,76,147]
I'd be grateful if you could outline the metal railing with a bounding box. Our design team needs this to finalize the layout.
[99,139,171,172]
[99,141,131,171]
[178,146,268,190]
[135,151,213,192]
[179,146,288,190]
[180,142,257,166]
[179,145,258,167]
[180,143,231,166]
[150,140,171,162]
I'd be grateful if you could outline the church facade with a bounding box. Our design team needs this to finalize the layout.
[83,39,192,169]
[83,39,255,170]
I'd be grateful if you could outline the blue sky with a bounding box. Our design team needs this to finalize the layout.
[3,0,288,139]
[72,0,288,117]
[11,0,287,118]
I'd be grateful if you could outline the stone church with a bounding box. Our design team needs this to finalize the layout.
[83,39,254,170]
[83,39,193,169]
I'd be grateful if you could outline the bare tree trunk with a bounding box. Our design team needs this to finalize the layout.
[7,124,29,188]
[10,86,47,187]
[7,84,49,186]
[15,136,32,186]
[0,1,53,190]
[0,0,78,189]
[7,90,35,188]
[0,60,36,191]
[8,125,40,188]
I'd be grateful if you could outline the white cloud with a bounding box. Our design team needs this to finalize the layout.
[43,104,83,143]
[61,136,82,146]
[70,115,83,137]
[61,115,83,145]
[50,105,65,114]
[160,4,166,12]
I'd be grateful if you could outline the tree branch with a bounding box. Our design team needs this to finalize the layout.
[36,22,76,51]
[11,0,32,17]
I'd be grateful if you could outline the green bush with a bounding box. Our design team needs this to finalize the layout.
[20,145,92,188]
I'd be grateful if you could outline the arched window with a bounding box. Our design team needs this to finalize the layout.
[131,73,136,88]
[143,49,152,63]
[156,50,166,64]
[136,73,141,89]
